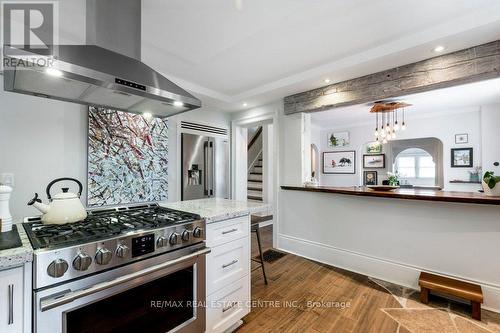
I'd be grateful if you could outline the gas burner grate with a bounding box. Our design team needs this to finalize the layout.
[23,205,201,250]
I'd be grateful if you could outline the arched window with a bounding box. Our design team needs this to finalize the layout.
[395,148,436,186]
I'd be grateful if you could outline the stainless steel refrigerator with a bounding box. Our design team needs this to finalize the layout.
[181,133,230,200]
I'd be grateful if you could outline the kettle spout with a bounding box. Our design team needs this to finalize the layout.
[27,193,50,214]
[33,201,50,214]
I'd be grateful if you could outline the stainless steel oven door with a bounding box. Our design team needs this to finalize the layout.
[34,246,209,333]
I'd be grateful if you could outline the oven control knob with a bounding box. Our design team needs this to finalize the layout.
[47,259,69,278]
[73,253,92,271]
[95,248,113,265]
[169,233,180,245]
[182,230,191,241]
[116,244,130,258]
[193,227,204,238]
[157,236,168,248]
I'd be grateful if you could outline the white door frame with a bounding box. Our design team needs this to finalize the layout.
[231,112,279,248]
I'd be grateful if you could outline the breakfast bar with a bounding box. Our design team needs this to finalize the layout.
[280,186,500,205]
[278,185,500,311]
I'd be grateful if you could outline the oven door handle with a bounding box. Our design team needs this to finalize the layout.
[40,247,211,312]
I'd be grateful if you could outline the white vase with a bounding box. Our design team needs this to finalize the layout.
[482,181,500,197]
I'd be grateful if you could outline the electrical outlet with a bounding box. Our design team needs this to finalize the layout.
[0,173,14,186]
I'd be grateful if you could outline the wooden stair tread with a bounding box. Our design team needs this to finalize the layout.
[248,180,263,183]
[419,272,483,302]
[248,187,263,191]
[247,196,263,201]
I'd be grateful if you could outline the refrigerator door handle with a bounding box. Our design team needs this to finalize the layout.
[204,141,209,196]
[210,141,215,196]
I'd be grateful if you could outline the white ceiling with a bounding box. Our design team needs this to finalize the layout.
[310,78,500,129]
[141,0,500,111]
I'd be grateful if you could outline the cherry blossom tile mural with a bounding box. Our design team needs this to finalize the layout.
[87,107,168,206]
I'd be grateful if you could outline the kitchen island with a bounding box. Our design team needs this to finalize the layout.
[162,198,269,333]
[278,185,500,312]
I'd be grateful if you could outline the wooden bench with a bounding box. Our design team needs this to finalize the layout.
[419,272,483,320]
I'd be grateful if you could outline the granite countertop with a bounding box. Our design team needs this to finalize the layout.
[0,223,33,270]
[160,198,269,223]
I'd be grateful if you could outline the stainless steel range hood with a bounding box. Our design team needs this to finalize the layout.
[3,0,201,118]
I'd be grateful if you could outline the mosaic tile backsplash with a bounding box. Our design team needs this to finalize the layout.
[87,107,169,206]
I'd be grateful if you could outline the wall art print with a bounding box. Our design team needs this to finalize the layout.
[87,107,169,206]
[323,151,356,174]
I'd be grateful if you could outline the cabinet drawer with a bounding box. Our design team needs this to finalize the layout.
[206,275,250,333]
[0,267,24,333]
[206,236,249,295]
[206,216,249,247]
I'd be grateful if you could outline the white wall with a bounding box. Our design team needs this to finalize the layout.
[481,103,500,175]
[315,107,483,191]
[0,82,88,221]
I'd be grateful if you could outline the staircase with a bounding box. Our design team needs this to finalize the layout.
[248,153,263,202]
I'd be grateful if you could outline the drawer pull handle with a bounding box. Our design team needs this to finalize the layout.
[222,301,238,313]
[221,228,238,235]
[8,284,14,325]
[222,259,238,268]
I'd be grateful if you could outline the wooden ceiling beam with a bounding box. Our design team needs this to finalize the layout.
[283,40,500,115]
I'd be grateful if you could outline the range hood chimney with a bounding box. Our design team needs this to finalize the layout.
[3,0,201,118]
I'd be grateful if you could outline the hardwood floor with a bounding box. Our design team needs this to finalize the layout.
[241,225,401,333]
[241,225,500,333]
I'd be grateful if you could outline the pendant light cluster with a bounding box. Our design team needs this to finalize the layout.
[371,101,411,144]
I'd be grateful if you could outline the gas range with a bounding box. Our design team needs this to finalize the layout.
[23,203,206,289]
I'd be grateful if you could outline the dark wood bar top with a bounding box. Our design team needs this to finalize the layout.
[281,185,500,205]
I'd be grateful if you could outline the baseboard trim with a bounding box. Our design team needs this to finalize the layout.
[277,233,500,313]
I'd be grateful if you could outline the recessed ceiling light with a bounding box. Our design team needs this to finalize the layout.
[143,112,152,119]
[45,68,63,77]
[243,102,248,107]
[434,45,445,53]
[324,78,331,84]
[173,101,184,107]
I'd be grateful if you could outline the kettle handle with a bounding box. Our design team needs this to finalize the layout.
[46,178,84,200]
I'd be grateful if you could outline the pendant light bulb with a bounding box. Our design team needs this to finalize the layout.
[381,130,386,138]
[382,138,388,144]
[394,122,399,131]
[402,122,407,131]
[374,128,379,137]
[391,132,396,139]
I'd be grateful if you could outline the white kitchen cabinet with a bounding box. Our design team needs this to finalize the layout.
[206,275,250,333]
[206,236,250,295]
[0,266,25,333]
[206,215,251,333]
[206,216,249,248]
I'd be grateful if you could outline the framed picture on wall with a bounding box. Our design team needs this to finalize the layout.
[451,148,473,168]
[323,151,356,174]
[455,133,468,144]
[363,154,385,168]
[363,171,378,186]
[366,141,382,154]
[327,131,350,147]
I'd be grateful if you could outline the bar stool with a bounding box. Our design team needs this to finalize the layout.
[251,219,268,285]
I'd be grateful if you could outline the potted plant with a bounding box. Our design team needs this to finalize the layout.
[387,171,400,186]
[482,171,500,196]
